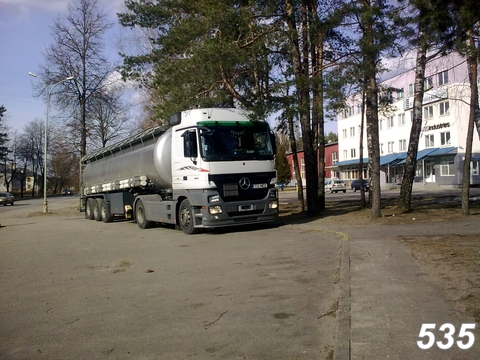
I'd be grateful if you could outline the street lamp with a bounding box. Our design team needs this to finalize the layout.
[29,72,74,213]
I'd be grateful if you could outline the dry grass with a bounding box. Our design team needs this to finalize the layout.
[279,194,480,323]
[400,235,480,323]
[279,194,480,225]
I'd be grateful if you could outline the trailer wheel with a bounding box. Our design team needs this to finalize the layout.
[93,198,102,221]
[179,199,199,235]
[85,198,95,220]
[101,199,113,223]
[135,199,152,229]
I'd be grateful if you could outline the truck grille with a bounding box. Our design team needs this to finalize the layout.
[210,172,275,202]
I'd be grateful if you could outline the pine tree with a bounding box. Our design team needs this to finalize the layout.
[275,142,291,186]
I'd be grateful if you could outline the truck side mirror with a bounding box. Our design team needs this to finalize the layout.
[182,130,198,162]
[270,132,277,155]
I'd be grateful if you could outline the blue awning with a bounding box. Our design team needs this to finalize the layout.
[331,158,369,167]
[396,147,457,164]
[380,152,407,166]
[332,148,457,168]
[423,146,457,158]
[332,152,406,168]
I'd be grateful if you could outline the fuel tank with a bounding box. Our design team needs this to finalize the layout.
[82,127,173,191]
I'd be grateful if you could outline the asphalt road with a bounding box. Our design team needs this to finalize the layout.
[0,196,343,359]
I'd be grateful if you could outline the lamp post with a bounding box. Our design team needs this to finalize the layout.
[29,72,74,213]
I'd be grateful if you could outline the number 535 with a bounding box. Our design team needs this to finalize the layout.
[417,323,476,350]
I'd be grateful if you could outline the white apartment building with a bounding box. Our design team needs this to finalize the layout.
[333,52,480,190]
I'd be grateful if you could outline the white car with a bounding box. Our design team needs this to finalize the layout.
[0,192,15,205]
[325,179,347,193]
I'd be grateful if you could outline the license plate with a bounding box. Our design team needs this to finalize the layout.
[252,183,267,189]
[238,204,254,211]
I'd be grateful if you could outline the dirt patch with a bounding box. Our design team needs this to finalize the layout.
[280,194,480,226]
[399,235,480,323]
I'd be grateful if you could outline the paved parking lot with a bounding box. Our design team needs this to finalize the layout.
[0,197,342,359]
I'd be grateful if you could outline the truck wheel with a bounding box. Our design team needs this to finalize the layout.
[94,198,103,221]
[135,199,152,229]
[85,198,95,220]
[101,199,113,223]
[179,199,199,235]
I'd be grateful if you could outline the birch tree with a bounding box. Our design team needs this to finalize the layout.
[38,0,116,157]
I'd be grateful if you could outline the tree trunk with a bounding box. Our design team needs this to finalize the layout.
[461,28,478,215]
[363,3,381,218]
[287,109,305,211]
[285,0,318,216]
[310,1,326,211]
[359,87,367,207]
[397,29,428,212]
[365,72,381,218]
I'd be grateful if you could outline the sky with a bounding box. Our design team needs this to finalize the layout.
[0,0,132,134]
[0,0,339,136]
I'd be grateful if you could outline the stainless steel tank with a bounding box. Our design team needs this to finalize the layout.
[82,127,173,190]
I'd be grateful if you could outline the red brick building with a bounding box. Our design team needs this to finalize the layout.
[285,142,339,185]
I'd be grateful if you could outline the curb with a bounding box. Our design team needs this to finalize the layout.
[333,232,351,360]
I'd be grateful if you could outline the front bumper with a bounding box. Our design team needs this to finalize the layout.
[193,189,279,229]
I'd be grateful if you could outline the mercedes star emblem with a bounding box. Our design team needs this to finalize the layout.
[239,177,251,190]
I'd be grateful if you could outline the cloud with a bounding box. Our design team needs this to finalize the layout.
[0,0,68,17]
[0,0,125,25]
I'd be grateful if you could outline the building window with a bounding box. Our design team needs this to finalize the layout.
[399,139,407,151]
[438,70,449,86]
[387,141,394,153]
[398,113,405,126]
[342,129,347,139]
[351,148,356,158]
[357,104,362,114]
[439,101,450,116]
[345,167,351,180]
[408,83,414,96]
[397,88,404,100]
[332,151,338,164]
[472,160,479,176]
[423,105,434,119]
[415,164,423,177]
[424,77,433,90]
[440,131,451,146]
[351,167,359,179]
[350,126,355,137]
[380,143,384,154]
[301,158,305,179]
[425,134,434,147]
[343,149,348,159]
[440,157,455,176]
[379,119,383,131]
[387,116,394,128]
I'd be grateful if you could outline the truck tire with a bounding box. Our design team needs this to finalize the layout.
[94,198,102,221]
[135,199,152,229]
[178,199,199,235]
[101,199,114,223]
[85,198,95,220]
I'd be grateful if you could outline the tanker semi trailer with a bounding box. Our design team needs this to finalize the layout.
[81,108,279,234]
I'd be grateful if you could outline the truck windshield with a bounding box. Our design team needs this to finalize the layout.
[198,121,274,161]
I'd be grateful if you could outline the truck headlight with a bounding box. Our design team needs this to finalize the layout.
[209,205,223,214]
[268,201,278,209]
[208,194,220,203]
